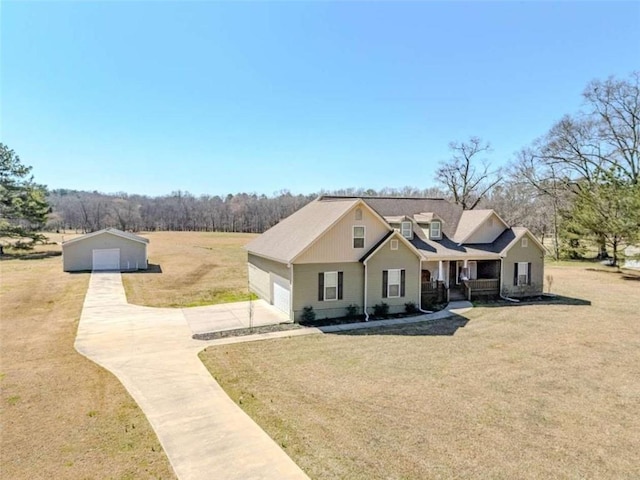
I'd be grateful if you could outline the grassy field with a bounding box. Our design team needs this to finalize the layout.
[122,231,257,307]
[201,265,640,479]
[0,239,176,479]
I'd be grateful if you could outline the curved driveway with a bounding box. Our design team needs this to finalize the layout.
[75,272,309,480]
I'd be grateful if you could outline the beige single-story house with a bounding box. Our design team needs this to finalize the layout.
[62,228,149,272]
[246,196,545,321]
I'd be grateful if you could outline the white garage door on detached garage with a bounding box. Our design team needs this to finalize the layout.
[62,228,149,272]
[272,276,291,315]
[92,248,120,271]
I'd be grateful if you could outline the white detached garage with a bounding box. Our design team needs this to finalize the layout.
[62,228,149,272]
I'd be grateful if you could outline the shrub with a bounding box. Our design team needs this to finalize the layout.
[301,306,316,323]
[345,304,358,318]
[404,301,418,314]
[373,302,389,318]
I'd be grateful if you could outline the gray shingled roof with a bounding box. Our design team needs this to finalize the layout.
[451,209,496,243]
[359,197,463,238]
[247,196,533,264]
[244,197,360,263]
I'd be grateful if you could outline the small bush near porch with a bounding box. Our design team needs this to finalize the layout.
[201,265,640,479]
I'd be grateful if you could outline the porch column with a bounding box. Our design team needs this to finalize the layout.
[438,261,444,284]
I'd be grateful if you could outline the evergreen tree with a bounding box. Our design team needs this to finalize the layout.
[0,143,49,251]
[564,172,640,266]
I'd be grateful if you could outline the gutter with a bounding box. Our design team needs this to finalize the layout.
[288,263,295,321]
[363,260,369,321]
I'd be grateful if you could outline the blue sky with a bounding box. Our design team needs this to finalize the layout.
[2,1,639,197]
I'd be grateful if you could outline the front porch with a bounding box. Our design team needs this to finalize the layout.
[421,259,501,305]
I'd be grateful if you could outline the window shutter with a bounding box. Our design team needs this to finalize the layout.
[318,273,324,301]
[400,269,406,297]
[338,271,344,300]
[527,263,532,286]
[382,270,388,298]
[513,264,518,286]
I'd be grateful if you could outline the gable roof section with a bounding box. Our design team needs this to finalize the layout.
[62,228,149,246]
[359,230,423,263]
[245,198,390,264]
[498,227,545,256]
[452,210,509,244]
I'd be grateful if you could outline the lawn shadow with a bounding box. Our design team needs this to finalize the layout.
[477,295,591,308]
[0,251,62,261]
[122,263,163,274]
[622,274,640,281]
[68,264,163,274]
[331,314,470,337]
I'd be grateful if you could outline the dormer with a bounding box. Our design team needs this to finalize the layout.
[400,220,413,239]
[413,212,443,240]
[384,215,414,239]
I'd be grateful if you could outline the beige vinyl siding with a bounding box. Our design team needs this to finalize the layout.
[502,233,544,297]
[292,262,364,321]
[465,214,507,244]
[247,253,290,280]
[248,263,271,301]
[62,233,147,272]
[366,239,421,315]
[295,206,389,263]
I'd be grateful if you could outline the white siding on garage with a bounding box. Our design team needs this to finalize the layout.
[92,249,121,270]
[248,263,271,301]
[62,231,148,272]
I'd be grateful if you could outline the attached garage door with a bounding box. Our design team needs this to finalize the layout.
[272,282,290,315]
[92,248,120,271]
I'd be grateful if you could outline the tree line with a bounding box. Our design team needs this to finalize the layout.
[2,72,639,264]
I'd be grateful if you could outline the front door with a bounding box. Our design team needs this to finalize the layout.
[449,261,457,286]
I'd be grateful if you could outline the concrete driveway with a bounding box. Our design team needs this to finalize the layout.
[182,299,289,335]
[75,272,309,480]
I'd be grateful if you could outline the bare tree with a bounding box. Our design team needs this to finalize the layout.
[515,71,640,260]
[510,147,571,260]
[584,71,639,184]
[436,137,501,210]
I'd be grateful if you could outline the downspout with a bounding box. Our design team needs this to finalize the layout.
[288,263,295,321]
[499,257,519,303]
[363,260,369,321]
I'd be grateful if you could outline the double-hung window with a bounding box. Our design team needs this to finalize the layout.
[382,269,405,298]
[515,262,531,286]
[353,226,365,248]
[401,221,413,239]
[318,271,343,301]
[430,221,441,239]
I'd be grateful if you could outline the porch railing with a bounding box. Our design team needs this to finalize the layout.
[462,279,500,300]
[421,280,446,304]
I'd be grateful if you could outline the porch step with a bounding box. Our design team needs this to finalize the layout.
[449,290,467,301]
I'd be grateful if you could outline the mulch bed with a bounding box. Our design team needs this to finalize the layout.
[193,323,306,341]
[193,310,439,341]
